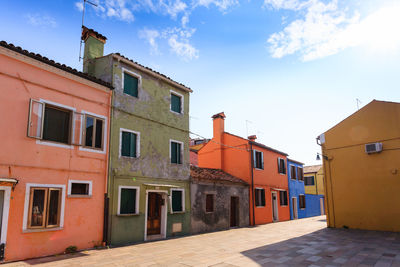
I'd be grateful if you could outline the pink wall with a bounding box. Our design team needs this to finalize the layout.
[0,50,111,261]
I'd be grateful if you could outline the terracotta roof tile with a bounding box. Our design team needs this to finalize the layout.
[190,166,248,185]
[304,164,323,173]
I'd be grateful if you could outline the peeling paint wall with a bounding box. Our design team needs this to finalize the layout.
[190,181,249,234]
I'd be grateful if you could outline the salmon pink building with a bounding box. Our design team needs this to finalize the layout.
[197,112,290,225]
[0,41,112,261]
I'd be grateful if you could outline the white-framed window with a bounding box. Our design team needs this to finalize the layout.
[170,139,183,164]
[23,183,66,231]
[253,150,264,169]
[79,110,107,154]
[119,128,140,158]
[277,157,286,174]
[255,188,266,207]
[279,191,288,206]
[122,68,141,98]
[305,176,315,185]
[170,188,185,213]
[68,180,92,197]
[118,186,140,215]
[28,99,82,149]
[170,90,184,114]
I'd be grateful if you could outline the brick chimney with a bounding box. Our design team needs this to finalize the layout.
[212,112,225,142]
[248,135,257,142]
[81,26,107,74]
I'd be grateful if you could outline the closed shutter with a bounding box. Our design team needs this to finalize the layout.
[261,152,264,169]
[130,133,137,157]
[124,73,138,97]
[171,142,177,163]
[177,143,182,164]
[277,158,280,173]
[120,188,136,214]
[172,190,183,212]
[261,189,266,206]
[171,94,181,113]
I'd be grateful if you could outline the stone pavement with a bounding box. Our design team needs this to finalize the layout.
[5,216,400,266]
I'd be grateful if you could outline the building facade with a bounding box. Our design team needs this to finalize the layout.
[81,27,192,245]
[0,41,112,261]
[197,112,290,225]
[190,166,249,233]
[303,165,325,217]
[287,159,306,220]
[319,100,400,232]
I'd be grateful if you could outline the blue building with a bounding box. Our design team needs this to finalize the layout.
[287,159,306,220]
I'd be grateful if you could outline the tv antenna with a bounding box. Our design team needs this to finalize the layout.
[245,120,252,137]
[356,98,362,110]
[79,0,98,62]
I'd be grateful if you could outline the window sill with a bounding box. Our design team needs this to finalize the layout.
[171,211,185,214]
[170,110,183,115]
[170,162,183,165]
[205,211,214,214]
[36,140,73,149]
[254,168,264,170]
[117,213,140,217]
[280,205,288,207]
[80,146,106,154]
[123,92,139,98]
[23,227,63,233]
[255,206,265,208]
[67,194,92,198]
[120,155,139,159]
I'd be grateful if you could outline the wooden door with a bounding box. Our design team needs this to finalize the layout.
[147,193,162,235]
[230,196,239,227]
[292,197,298,219]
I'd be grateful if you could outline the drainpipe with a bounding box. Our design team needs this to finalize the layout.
[250,142,255,226]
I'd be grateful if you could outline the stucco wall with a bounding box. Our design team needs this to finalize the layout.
[287,160,306,220]
[304,194,324,218]
[190,181,249,234]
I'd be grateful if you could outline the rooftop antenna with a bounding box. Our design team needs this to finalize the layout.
[79,0,98,62]
[246,120,252,137]
[356,98,362,110]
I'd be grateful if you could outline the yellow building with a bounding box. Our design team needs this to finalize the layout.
[318,100,400,232]
[303,165,324,195]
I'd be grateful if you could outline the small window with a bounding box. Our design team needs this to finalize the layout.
[206,194,214,212]
[68,180,92,196]
[279,191,288,206]
[254,150,264,169]
[297,167,304,181]
[170,92,182,114]
[170,141,182,164]
[118,187,139,215]
[171,189,184,213]
[305,176,315,185]
[290,165,296,180]
[255,188,266,207]
[123,72,138,97]
[28,187,62,229]
[120,129,139,158]
[299,195,306,209]
[277,158,286,174]
[84,115,104,149]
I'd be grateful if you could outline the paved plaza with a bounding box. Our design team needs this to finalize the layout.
[5,216,400,267]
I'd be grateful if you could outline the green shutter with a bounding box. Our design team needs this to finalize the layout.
[130,133,137,157]
[171,94,181,113]
[120,188,136,214]
[122,132,137,157]
[124,73,138,97]
[177,143,182,164]
[171,142,177,163]
[172,190,183,212]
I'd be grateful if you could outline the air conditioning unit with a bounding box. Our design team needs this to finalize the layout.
[365,142,382,154]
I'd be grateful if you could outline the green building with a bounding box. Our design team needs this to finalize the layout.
[81,26,192,245]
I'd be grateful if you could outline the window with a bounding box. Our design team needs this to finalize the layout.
[279,191,288,206]
[299,195,306,209]
[254,150,264,169]
[171,189,185,213]
[28,187,62,229]
[68,180,92,197]
[84,115,104,149]
[118,186,139,215]
[120,129,140,158]
[290,165,296,180]
[255,188,266,207]
[170,140,183,164]
[297,167,304,181]
[305,176,315,185]
[123,72,139,97]
[28,99,83,146]
[277,158,286,174]
[206,194,214,212]
[170,91,183,114]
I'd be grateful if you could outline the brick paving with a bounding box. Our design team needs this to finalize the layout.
[5,216,400,266]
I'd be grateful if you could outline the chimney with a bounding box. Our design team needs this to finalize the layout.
[212,112,225,142]
[248,135,257,142]
[81,26,107,74]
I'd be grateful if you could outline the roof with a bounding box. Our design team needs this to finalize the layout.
[287,158,304,165]
[190,143,207,152]
[81,26,107,42]
[303,165,323,174]
[190,166,248,185]
[249,141,288,156]
[112,53,192,93]
[212,112,226,119]
[0,41,113,89]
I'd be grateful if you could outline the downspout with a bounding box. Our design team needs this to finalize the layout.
[250,142,255,226]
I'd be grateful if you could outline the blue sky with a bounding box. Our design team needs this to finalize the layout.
[2,0,400,165]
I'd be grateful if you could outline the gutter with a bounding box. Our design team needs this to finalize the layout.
[250,142,255,226]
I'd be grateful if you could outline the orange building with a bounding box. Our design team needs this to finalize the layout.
[0,41,112,261]
[197,113,290,225]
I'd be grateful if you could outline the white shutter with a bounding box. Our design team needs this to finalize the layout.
[277,158,280,173]
[71,111,84,146]
[261,152,264,169]
[27,99,44,139]
[253,150,256,168]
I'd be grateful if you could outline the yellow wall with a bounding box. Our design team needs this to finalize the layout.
[322,100,400,232]
[304,169,324,195]
[304,173,317,194]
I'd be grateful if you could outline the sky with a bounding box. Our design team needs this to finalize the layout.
[1,0,400,165]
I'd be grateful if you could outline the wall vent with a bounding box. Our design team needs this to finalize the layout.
[365,143,382,154]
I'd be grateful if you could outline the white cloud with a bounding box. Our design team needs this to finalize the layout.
[25,14,57,28]
[139,29,161,54]
[196,0,238,12]
[160,0,187,18]
[266,1,400,61]
[75,1,84,12]
[168,34,199,60]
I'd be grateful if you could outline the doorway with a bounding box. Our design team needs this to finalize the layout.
[272,192,279,222]
[292,197,298,219]
[230,196,239,227]
[0,187,11,261]
[145,190,167,241]
[320,198,325,215]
